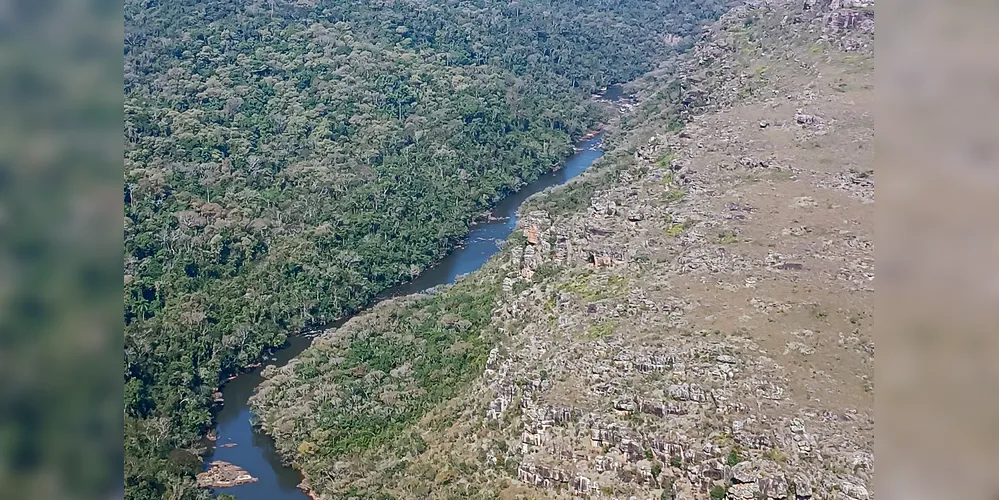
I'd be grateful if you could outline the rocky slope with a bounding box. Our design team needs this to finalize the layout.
[250,0,874,498]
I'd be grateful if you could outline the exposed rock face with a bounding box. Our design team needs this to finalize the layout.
[792,473,814,498]
[730,461,788,499]
[464,1,872,497]
[196,461,258,488]
[525,225,540,245]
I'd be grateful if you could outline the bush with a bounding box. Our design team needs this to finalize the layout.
[709,484,728,500]
[726,448,743,466]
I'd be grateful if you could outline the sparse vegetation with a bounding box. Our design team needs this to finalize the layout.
[532,263,562,283]
[666,219,690,237]
[560,273,630,302]
[726,448,744,466]
[764,448,788,464]
[660,484,675,500]
[811,306,829,320]
[710,484,729,500]
[585,320,618,339]
[716,230,740,244]
[656,152,677,169]
[662,188,687,205]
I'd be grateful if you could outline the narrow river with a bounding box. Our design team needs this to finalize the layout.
[206,90,621,500]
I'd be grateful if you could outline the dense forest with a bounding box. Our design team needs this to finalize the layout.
[123,0,732,498]
[250,269,505,494]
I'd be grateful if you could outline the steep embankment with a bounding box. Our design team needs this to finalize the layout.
[251,0,873,498]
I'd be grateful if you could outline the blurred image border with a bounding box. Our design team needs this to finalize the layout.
[879,0,999,498]
[0,0,123,499]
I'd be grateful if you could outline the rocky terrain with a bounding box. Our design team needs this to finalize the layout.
[251,0,873,498]
[196,461,258,488]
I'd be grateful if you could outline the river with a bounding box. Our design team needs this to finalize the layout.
[205,90,621,500]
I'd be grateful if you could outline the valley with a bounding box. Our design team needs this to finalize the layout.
[123,0,872,498]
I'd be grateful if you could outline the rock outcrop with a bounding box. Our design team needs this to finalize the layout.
[196,461,258,488]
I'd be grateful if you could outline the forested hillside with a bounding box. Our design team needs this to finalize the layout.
[123,0,732,497]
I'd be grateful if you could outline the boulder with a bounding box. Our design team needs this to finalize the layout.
[759,473,789,499]
[730,460,788,499]
[728,482,760,499]
[839,481,869,500]
[196,461,258,488]
[791,474,813,498]
[794,110,817,125]
[731,460,778,484]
